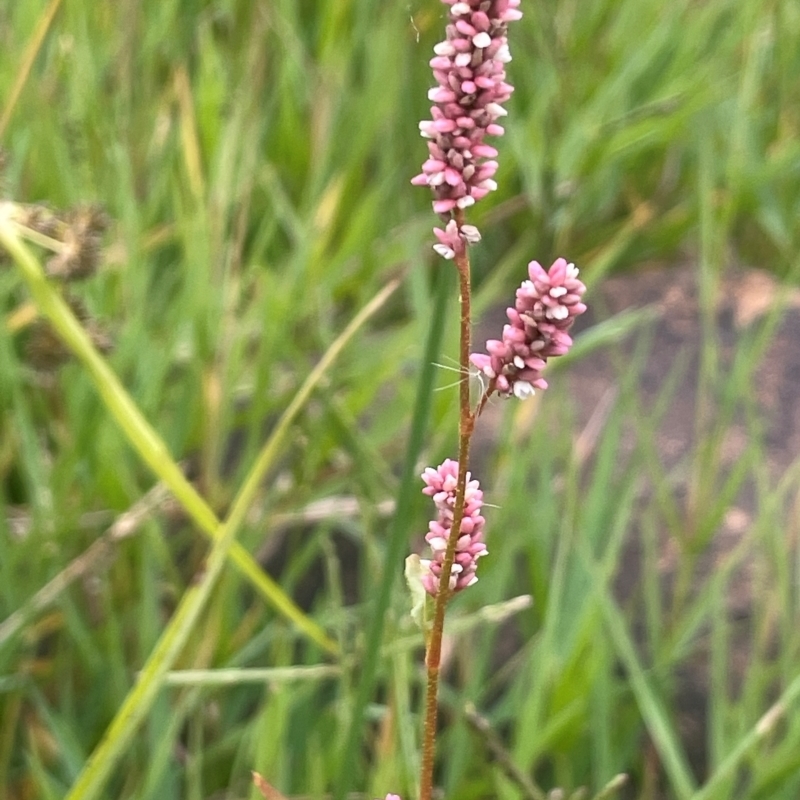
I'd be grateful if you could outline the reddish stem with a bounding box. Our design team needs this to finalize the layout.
[419,208,475,800]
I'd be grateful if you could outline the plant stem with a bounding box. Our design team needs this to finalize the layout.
[419,209,475,800]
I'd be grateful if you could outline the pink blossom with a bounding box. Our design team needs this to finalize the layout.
[419,459,488,596]
[432,219,482,259]
[470,258,587,399]
[412,0,522,256]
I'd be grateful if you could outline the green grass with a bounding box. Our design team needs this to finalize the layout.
[1,0,800,799]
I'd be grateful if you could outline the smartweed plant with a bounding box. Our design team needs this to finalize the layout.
[261,2,588,798]
[407,3,586,800]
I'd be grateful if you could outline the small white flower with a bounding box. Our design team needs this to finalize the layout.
[472,32,492,49]
[433,244,456,260]
[495,44,512,63]
[513,381,536,400]
[460,224,482,244]
[486,102,508,118]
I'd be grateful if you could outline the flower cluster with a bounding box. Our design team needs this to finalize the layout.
[412,0,522,257]
[419,459,488,596]
[470,257,587,399]
[432,218,481,260]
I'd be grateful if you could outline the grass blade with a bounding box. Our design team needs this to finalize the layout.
[0,0,63,139]
[583,547,697,800]
[691,672,800,800]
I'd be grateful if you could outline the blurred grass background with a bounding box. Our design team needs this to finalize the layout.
[1,0,800,799]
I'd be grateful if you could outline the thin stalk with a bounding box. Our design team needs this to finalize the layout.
[0,0,63,139]
[419,209,475,800]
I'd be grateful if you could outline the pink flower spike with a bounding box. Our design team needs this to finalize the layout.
[417,459,488,596]
[413,0,521,224]
[471,259,588,399]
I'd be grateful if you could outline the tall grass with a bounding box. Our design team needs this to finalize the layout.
[1,0,800,799]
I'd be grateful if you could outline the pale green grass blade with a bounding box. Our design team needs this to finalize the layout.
[0,0,63,139]
[162,665,340,687]
[692,672,800,800]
